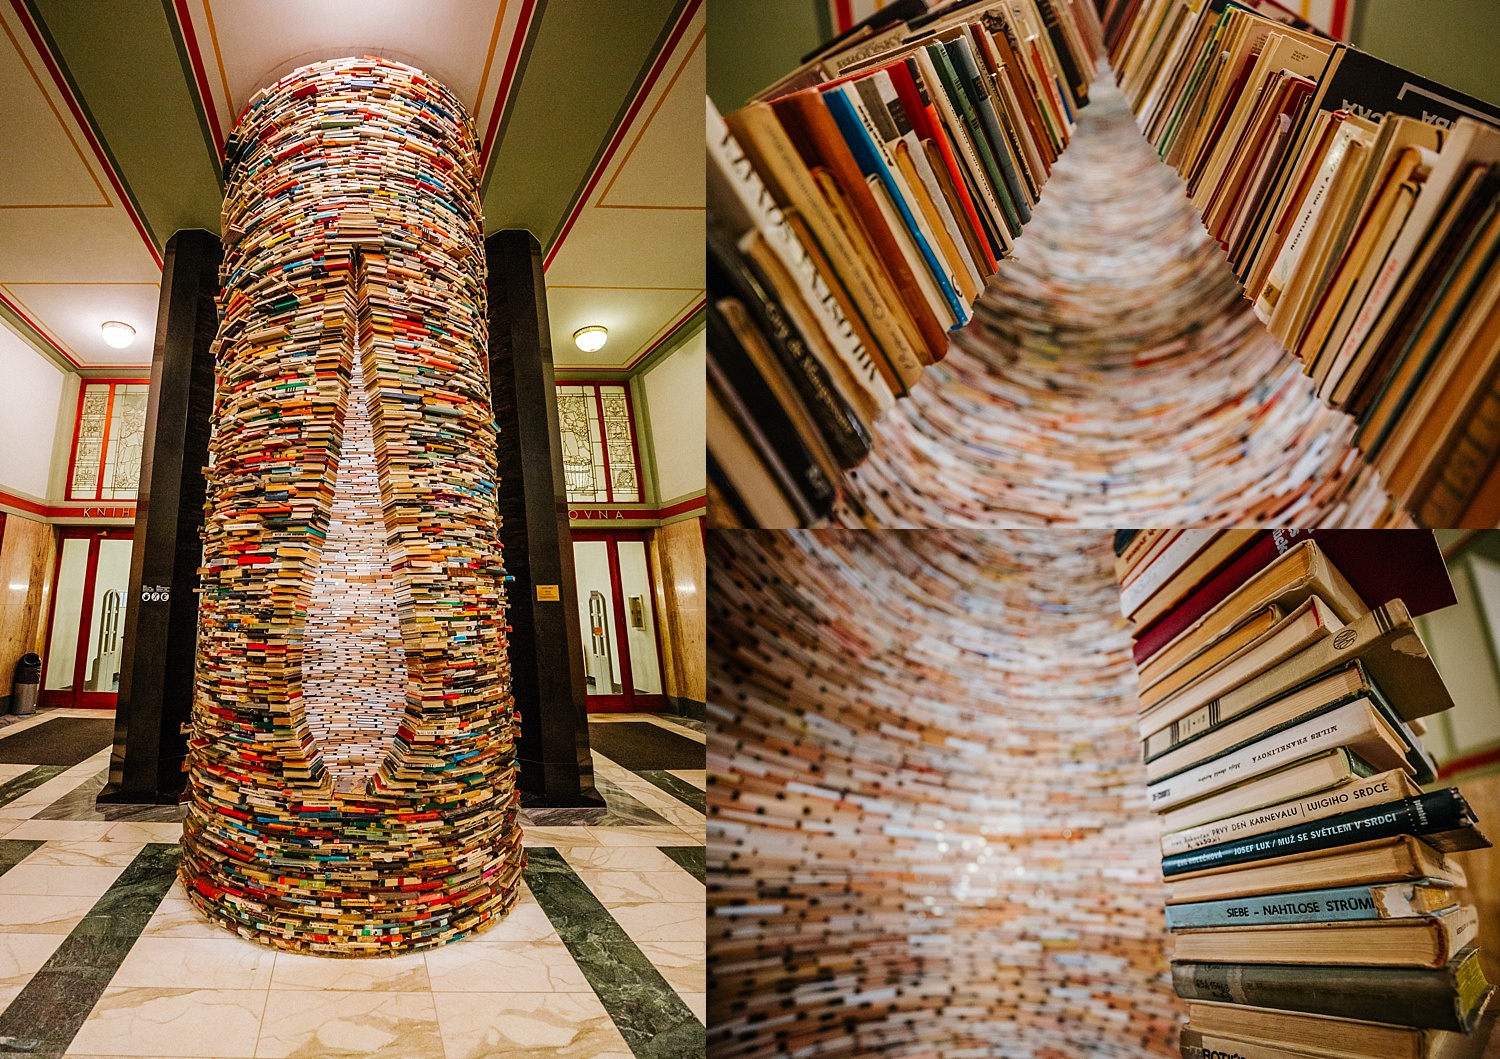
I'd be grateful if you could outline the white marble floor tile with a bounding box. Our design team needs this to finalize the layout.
[432,990,633,1059]
[605,901,704,943]
[573,869,703,905]
[111,936,276,991]
[65,986,267,1057]
[462,892,560,945]
[425,939,592,993]
[0,932,66,989]
[22,840,146,867]
[583,825,698,847]
[0,893,97,933]
[635,940,704,996]
[521,826,600,848]
[270,948,431,991]
[557,845,679,872]
[254,989,444,1058]
[666,769,706,790]
[0,863,127,898]
[140,894,232,941]
[681,991,706,1023]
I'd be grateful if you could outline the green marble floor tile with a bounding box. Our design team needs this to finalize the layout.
[524,847,705,1059]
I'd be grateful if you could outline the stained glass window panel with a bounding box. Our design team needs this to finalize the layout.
[68,381,148,502]
[556,383,642,504]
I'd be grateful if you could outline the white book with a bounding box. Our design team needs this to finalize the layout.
[1118,529,1216,618]
[1147,698,1414,814]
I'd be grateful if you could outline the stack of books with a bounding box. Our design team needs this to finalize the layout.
[1114,530,1497,1057]
[1104,0,1500,526]
[708,0,1104,526]
[183,56,523,955]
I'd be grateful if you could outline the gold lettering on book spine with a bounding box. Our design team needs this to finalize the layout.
[182,56,522,955]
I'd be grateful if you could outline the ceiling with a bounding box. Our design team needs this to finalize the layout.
[0,0,702,374]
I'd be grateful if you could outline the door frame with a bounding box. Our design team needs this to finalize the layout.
[571,529,668,713]
[40,527,133,709]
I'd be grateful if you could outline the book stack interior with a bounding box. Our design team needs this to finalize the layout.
[1116,529,1495,1058]
[708,0,1500,529]
[183,56,524,955]
[1107,1,1500,531]
[708,530,1181,1058]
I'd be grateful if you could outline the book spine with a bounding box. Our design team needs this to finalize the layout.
[707,230,873,468]
[1171,959,1474,1032]
[1114,529,1142,558]
[948,35,1030,231]
[1146,699,1390,812]
[1141,599,1408,759]
[1161,768,1408,856]
[1164,880,1445,929]
[1161,788,1476,876]
[1120,530,1217,617]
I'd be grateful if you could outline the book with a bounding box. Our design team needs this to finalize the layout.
[1166,835,1468,905]
[1165,879,1457,930]
[1158,747,1376,835]
[1171,905,1479,969]
[1118,529,1222,618]
[1184,995,1496,1059]
[1161,767,1424,857]
[1145,697,1413,813]
[1161,788,1489,876]
[1172,950,1493,1033]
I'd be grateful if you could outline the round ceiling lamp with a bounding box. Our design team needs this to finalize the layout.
[573,325,608,353]
[100,321,136,349]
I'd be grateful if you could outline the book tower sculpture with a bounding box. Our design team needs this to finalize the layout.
[181,56,524,955]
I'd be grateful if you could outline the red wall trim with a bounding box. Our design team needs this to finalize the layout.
[0,289,83,369]
[478,0,540,171]
[171,0,227,160]
[0,488,136,522]
[1438,743,1500,780]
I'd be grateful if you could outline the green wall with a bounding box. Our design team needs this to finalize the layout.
[1354,0,1500,109]
[707,0,828,113]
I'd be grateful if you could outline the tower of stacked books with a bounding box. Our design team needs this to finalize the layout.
[181,56,523,955]
[1115,530,1495,1057]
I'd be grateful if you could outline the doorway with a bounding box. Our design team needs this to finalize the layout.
[571,532,667,712]
[41,528,133,709]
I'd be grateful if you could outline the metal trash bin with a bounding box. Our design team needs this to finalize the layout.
[11,653,40,716]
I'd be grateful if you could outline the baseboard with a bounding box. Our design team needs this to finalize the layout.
[667,695,705,721]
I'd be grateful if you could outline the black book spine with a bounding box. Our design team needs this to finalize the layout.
[708,226,872,469]
[1034,0,1090,108]
[1162,788,1483,876]
[1172,958,1483,1033]
[707,319,837,523]
[1114,530,1139,555]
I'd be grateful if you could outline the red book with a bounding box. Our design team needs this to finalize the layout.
[1131,529,1456,665]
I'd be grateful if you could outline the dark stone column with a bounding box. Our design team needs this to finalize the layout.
[485,229,602,808]
[99,229,221,805]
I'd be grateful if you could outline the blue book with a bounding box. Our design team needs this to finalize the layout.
[821,87,969,325]
[1166,880,1456,930]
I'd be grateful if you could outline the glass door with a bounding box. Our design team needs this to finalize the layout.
[42,529,134,709]
[571,532,667,712]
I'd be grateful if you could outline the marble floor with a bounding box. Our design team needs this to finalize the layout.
[0,708,705,1058]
